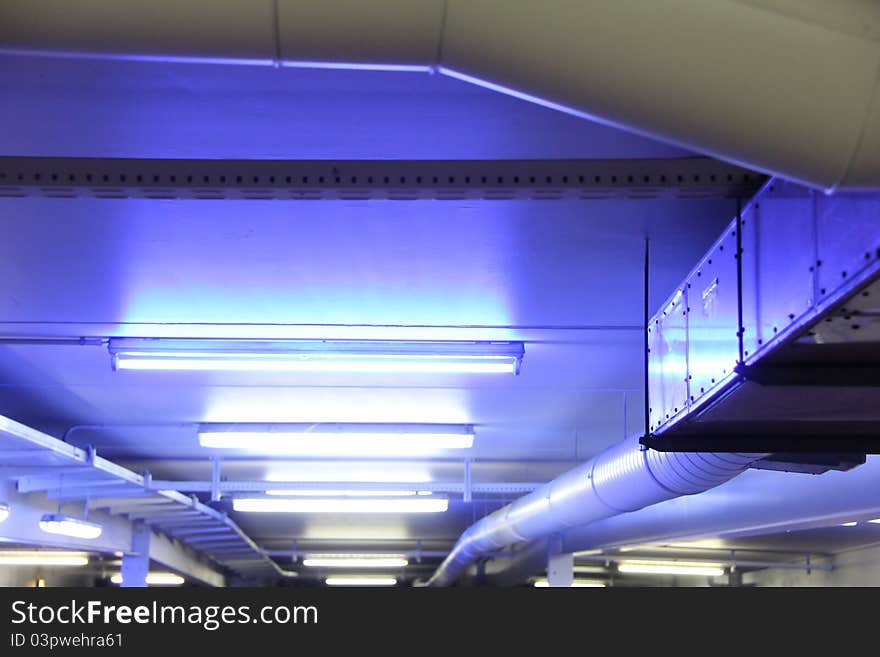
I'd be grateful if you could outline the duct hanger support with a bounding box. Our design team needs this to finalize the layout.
[210,458,222,503]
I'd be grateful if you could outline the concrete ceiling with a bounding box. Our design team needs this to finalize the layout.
[2,53,819,578]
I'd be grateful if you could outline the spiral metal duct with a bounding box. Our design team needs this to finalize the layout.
[426,436,762,586]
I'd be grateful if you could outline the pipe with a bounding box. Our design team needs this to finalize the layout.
[426,435,763,586]
[0,1,878,190]
[558,455,880,556]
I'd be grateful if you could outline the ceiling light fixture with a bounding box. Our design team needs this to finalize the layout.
[573,565,608,575]
[325,576,397,587]
[303,555,408,569]
[0,503,8,523]
[38,514,103,540]
[617,561,725,577]
[199,423,474,456]
[232,497,448,514]
[533,578,606,588]
[0,551,89,566]
[266,489,423,497]
[108,338,524,375]
[111,573,185,586]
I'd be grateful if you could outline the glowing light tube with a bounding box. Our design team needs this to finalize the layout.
[109,339,524,375]
[266,489,423,497]
[232,498,448,514]
[111,573,185,586]
[303,556,408,569]
[199,423,474,456]
[0,503,8,523]
[325,576,397,587]
[0,551,89,566]
[533,578,605,588]
[38,514,103,540]
[617,561,724,577]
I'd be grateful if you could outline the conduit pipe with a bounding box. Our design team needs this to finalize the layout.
[426,435,763,586]
[1,0,879,190]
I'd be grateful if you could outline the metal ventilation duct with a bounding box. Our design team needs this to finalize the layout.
[1,0,879,190]
[425,435,763,586]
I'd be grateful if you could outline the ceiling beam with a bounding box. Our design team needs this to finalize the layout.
[0,157,763,201]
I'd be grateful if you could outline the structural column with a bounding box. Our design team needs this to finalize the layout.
[120,521,150,587]
[546,549,574,588]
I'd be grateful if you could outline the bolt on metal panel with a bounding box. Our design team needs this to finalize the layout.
[815,191,880,311]
[742,182,817,365]
[647,286,689,432]
[685,224,740,409]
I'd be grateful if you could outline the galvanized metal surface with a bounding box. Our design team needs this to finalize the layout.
[646,179,880,451]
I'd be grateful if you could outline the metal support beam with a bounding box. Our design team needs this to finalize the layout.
[121,521,150,588]
[148,530,225,587]
[0,157,762,202]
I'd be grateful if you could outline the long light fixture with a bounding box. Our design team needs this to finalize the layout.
[199,423,474,456]
[111,573,185,586]
[617,561,725,577]
[325,576,397,587]
[869,518,880,524]
[0,551,89,566]
[0,503,8,523]
[303,555,408,569]
[533,578,605,588]
[39,514,103,540]
[267,489,428,497]
[232,497,448,514]
[573,565,608,575]
[108,338,524,374]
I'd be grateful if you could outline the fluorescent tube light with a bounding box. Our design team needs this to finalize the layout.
[109,338,524,374]
[840,521,858,527]
[325,576,397,587]
[199,423,474,456]
[0,551,89,566]
[0,503,8,523]
[111,573,185,586]
[868,519,880,524]
[267,489,421,497]
[573,565,608,575]
[232,497,448,514]
[533,578,605,588]
[618,561,724,577]
[39,514,103,540]
[303,556,408,569]
[267,468,431,484]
